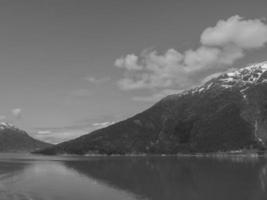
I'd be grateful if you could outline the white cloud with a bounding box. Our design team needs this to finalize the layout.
[37,130,52,135]
[85,76,110,84]
[200,67,237,84]
[115,15,267,94]
[183,47,221,72]
[117,49,187,90]
[200,72,225,84]
[92,121,115,128]
[133,89,183,102]
[201,15,267,49]
[115,54,143,70]
[12,108,22,119]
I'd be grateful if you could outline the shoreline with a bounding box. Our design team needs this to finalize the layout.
[32,150,267,158]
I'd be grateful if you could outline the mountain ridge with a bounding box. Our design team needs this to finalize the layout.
[0,122,52,152]
[37,61,267,155]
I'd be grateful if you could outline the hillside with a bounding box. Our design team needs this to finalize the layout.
[0,122,52,152]
[37,62,267,155]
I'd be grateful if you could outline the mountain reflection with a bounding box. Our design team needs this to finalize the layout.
[64,157,267,200]
[0,156,267,200]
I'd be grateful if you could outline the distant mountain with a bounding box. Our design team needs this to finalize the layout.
[0,122,52,152]
[38,61,267,155]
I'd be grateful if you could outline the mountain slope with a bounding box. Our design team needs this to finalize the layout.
[38,61,267,155]
[0,123,52,152]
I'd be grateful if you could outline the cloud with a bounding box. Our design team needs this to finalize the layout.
[201,15,267,49]
[115,54,143,70]
[133,89,183,102]
[200,72,225,84]
[92,121,115,128]
[200,67,236,84]
[115,15,267,95]
[116,49,186,90]
[85,76,110,84]
[37,130,52,135]
[12,108,22,119]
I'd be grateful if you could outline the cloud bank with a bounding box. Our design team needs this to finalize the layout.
[115,15,267,100]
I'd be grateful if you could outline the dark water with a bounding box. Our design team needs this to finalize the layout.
[0,154,267,200]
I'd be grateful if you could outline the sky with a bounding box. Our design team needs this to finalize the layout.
[0,0,267,143]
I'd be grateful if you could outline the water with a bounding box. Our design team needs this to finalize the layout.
[0,154,266,200]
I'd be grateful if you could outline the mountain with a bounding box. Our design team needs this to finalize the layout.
[0,122,52,152]
[37,61,267,155]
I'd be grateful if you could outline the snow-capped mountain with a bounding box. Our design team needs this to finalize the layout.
[0,122,26,132]
[0,122,52,152]
[183,61,267,94]
[217,61,267,86]
[38,61,267,155]
[0,122,15,129]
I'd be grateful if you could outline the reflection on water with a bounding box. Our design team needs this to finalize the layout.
[0,154,267,200]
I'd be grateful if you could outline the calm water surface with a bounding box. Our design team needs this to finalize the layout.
[0,153,266,200]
